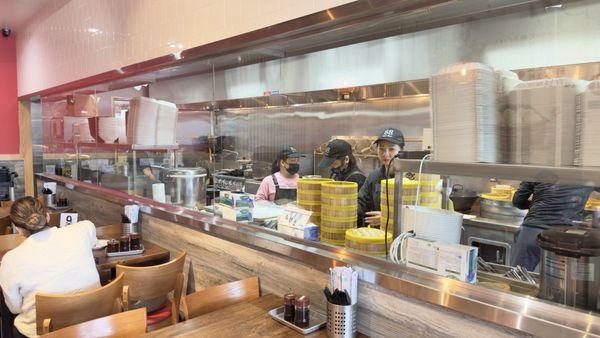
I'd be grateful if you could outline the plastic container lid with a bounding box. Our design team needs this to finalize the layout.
[537,226,600,257]
[284,293,296,305]
[295,295,310,307]
[345,227,392,244]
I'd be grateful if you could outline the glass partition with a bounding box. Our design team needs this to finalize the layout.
[36,0,600,317]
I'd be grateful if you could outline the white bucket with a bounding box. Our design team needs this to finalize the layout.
[401,205,463,244]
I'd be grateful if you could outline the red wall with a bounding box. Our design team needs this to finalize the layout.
[0,34,20,154]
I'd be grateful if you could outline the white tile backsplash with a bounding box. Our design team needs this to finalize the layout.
[16,0,355,96]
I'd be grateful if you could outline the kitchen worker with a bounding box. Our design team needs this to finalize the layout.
[318,139,366,190]
[511,182,594,271]
[256,146,304,203]
[357,128,405,228]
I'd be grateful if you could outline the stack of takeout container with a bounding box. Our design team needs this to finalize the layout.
[128,97,179,146]
[430,62,501,163]
[507,78,583,166]
[575,81,600,166]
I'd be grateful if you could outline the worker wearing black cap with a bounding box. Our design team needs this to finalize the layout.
[318,139,366,190]
[256,146,304,203]
[357,128,405,227]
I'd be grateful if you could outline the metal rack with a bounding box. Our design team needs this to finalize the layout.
[391,159,600,237]
[393,160,600,187]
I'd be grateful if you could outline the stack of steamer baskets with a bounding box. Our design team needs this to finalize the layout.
[345,227,393,257]
[296,178,333,226]
[320,181,358,246]
[380,174,442,232]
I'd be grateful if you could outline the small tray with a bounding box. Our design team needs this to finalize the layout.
[47,205,71,211]
[106,244,145,257]
[268,306,326,335]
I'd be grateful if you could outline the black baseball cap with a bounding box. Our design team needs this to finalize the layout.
[278,146,304,160]
[374,128,405,148]
[319,139,353,168]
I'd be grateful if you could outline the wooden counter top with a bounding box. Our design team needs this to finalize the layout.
[144,294,329,338]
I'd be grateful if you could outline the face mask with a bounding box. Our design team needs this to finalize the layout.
[286,163,300,175]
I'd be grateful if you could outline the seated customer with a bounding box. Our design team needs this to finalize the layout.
[0,197,100,338]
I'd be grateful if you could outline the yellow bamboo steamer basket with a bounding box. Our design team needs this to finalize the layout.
[321,195,357,206]
[345,227,393,256]
[321,217,356,229]
[321,204,357,218]
[320,225,352,246]
[297,178,332,204]
[297,178,333,226]
[321,181,358,196]
[297,191,322,203]
[379,217,394,234]
[298,177,333,191]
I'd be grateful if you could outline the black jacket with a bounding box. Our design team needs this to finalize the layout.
[357,166,394,227]
[331,164,366,191]
[512,182,594,229]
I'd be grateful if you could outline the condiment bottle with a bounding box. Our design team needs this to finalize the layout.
[283,293,296,323]
[294,295,310,328]
[130,232,141,250]
[119,235,130,252]
[107,239,119,253]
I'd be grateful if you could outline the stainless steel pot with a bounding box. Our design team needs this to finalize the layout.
[165,167,207,209]
[537,226,600,312]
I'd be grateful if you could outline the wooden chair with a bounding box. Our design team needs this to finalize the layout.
[42,308,147,338]
[0,234,25,252]
[95,223,121,239]
[0,200,14,208]
[0,215,13,235]
[117,251,186,331]
[181,276,260,320]
[35,273,125,335]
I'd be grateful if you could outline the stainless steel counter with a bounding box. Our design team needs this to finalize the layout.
[37,173,600,338]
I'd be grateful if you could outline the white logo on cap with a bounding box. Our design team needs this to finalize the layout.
[289,147,297,153]
[324,146,331,155]
[382,129,395,138]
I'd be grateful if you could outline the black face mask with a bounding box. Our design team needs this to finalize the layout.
[286,163,300,175]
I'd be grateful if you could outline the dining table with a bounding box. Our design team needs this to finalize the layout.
[144,294,331,338]
[94,224,171,284]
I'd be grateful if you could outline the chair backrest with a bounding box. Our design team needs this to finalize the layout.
[181,276,260,320]
[0,234,25,252]
[0,215,12,235]
[95,223,121,239]
[0,200,14,208]
[116,251,186,303]
[36,273,125,335]
[43,308,147,338]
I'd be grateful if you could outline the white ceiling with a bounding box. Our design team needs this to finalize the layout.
[0,0,68,32]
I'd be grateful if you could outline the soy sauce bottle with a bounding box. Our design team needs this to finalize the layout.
[294,296,310,328]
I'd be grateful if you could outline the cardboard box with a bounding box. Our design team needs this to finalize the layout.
[218,204,253,222]
[405,237,478,283]
[220,191,255,208]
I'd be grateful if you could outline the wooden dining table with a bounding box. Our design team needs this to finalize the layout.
[144,294,329,338]
[94,224,171,284]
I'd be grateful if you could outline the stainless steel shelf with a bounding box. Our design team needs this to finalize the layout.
[394,160,600,187]
[53,141,179,151]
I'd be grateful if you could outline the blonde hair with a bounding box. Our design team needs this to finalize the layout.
[10,196,48,234]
